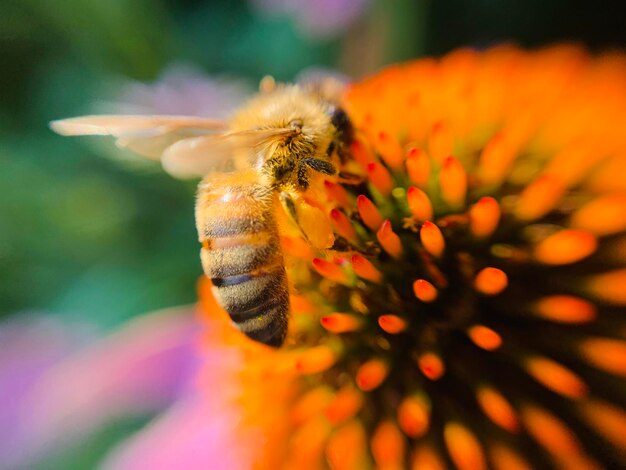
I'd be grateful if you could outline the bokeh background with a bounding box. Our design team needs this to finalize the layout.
[2,0,626,468]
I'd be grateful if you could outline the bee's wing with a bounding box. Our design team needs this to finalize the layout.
[49,115,228,160]
[161,127,297,178]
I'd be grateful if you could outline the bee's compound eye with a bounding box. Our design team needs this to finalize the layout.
[290,119,303,131]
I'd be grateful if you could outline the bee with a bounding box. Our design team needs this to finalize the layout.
[51,78,353,347]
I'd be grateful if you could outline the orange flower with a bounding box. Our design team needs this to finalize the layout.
[198,46,626,469]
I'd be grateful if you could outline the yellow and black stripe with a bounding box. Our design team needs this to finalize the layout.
[196,172,289,346]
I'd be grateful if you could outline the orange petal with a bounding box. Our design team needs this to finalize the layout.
[320,313,362,333]
[467,325,503,351]
[326,421,369,470]
[398,394,430,438]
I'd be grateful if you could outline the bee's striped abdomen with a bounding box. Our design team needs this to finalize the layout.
[196,172,289,347]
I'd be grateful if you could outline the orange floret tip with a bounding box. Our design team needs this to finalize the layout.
[398,395,430,438]
[281,235,314,260]
[351,254,382,283]
[290,386,333,425]
[371,420,406,470]
[420,221,445,258]
[325,386,363,425]
[586,269,626,305]
[533,295,597,324]
[474,267,508,295]
[521,405,585,458]
[406,147,430,188]
[478,132,518,186]
[443,422,487,470]
[375,131,404,170]
[407,186,433,221]
[579,337,626,377]
[377,220,404,259]
[417,352,445,381]
[579,400,626,452]
[357,194,383,230]
[324,180,350,207]
[469,197,500,238]
[320,313,362,333]
[312,258,351,285]
[489,444,533,470]
[367,162,394,195]
[378,314,407,334]
[427,121,453,163]
[534,229,597,265]
[413,279,438,302]
[440,156,467,208]
[525,356,588,399]
[411,444,447,470]
[326,421,368,470]
[476,386,520,433]
[571,194,626,236]
[329,208,357,241]
[356,358,389,391]
[295,345,338,375]
[285,417,330,469]
[351,139,375,167]
[467,325,503,351]
[515,175,565,221]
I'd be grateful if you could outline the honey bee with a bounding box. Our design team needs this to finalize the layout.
[51,78,352,347]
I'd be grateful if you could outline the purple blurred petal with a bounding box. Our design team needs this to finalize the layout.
[250,0,370,39]
[0,307,199,468]
[108,64,252,119]
[101,330,254,470]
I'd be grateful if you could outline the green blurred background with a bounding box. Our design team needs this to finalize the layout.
[2,0,626,328]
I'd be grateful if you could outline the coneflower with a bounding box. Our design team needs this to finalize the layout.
[197,45,626,470]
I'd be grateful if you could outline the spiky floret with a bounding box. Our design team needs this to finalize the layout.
[199,45,626,470]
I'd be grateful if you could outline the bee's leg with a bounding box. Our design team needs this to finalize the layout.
[279,191,334,249]
[303,158,336,176]
[279,191,300,229]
